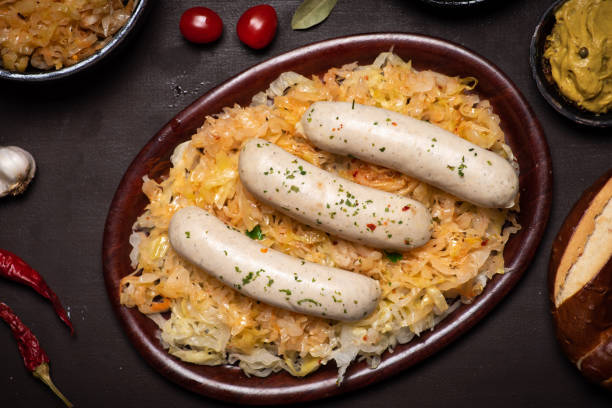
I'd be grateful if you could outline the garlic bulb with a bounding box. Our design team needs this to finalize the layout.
[0,146,36,198]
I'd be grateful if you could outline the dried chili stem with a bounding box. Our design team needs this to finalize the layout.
[33,363,73,407]
[0,302,73,407]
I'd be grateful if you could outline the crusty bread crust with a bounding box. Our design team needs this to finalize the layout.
[549,170,612,390]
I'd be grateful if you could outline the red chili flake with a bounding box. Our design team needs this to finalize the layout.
[481,239,489,246]
[366,224,376,231]
[392,122,397,126]
[260,248,268,253]
[363,335,368,341]
[402,205,411,211]
[352,170,359,177]
[364,75,369,80]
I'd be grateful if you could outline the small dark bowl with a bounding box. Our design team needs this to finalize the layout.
[530,0,612,128]
[417,0,491,7]
[0,0,150,82]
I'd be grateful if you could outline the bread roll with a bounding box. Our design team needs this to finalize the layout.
[549,169,612,389]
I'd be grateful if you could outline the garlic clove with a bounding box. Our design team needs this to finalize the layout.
[0,146,36,198]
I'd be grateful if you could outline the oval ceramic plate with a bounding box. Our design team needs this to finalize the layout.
[103,33,552,405]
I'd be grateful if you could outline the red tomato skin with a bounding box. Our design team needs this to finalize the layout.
[236,5,278,49]
[180,7,223,44]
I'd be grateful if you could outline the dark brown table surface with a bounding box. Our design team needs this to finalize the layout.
[0,1,610,406]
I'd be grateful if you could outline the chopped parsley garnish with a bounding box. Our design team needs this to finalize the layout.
[279,289,292,296]
[447,157,467,177]
[246,225,264,240]
[385,252,403,263]
[457,156,467,177]
[184,231,191,238]
[297,298,321,307]
[242,272,255,285]
[242,269,263,286]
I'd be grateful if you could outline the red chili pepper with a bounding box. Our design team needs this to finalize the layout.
[366,223,377,231]
[0,249,73,335]
[0,302,73,407]
[402,205,411,211]
[481,239,489,246]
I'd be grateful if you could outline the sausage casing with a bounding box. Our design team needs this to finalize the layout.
[238,138,432,251]
[300,101,519,208]
[169,206,381,321]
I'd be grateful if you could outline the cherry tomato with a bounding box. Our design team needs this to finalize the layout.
[180,7,223,44]
[236,4,277,49]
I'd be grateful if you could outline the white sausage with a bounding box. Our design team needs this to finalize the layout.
[169,206,381,321]
[300,102,519,208]
[238,139,432,251]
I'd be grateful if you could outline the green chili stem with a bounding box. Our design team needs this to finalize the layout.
[33,363,73,408]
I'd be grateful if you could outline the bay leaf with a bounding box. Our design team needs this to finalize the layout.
[291,0,338,30]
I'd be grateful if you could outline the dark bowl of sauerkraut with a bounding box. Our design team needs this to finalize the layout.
[0,0,150,82]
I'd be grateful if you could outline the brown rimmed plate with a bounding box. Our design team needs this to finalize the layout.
[103,33,552,405]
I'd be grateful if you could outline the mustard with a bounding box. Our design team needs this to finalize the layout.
[544,0,612,113]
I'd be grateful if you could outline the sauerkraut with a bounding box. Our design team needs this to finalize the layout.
[120,53,520,381]
[0,0,134,72]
